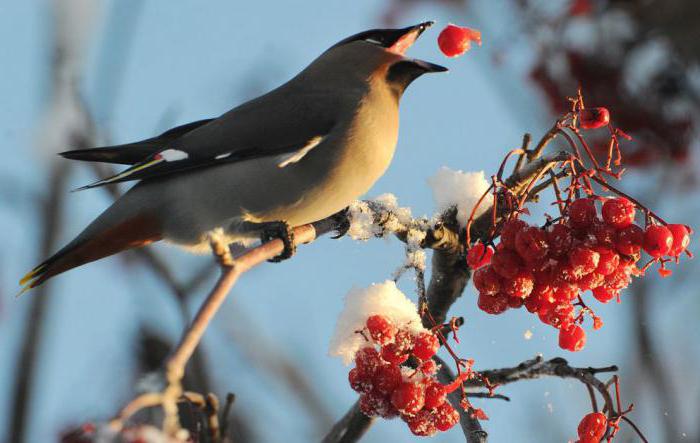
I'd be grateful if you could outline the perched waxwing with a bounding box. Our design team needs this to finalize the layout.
[20,21,447,292]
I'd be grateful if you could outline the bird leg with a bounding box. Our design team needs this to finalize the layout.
[260,221,295,262]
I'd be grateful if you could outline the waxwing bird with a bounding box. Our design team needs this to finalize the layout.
[20,21,447,292]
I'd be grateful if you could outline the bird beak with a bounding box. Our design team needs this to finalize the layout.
[388,21,448,73]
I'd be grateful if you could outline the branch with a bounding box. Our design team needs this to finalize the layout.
[435,357,487,443]
[320,402,375,443]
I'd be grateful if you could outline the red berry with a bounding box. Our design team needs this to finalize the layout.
[591,221,617,246]
[491,249,523,279]
[592,286,617,303]
[477,292,509,315]
[407,409,438,436]
[366,315,397,346]
[593,247,619,276]
[424,381,447,410]
[473,266,502,295]
[547,224,574,256]
[374,363,402,395]
[467,242,494,269]
[390,382,425,416]
[437,24,481,58]
[542,303,574,329]
[503,270,535,299]
[643,225,673,258]
[667,224,691,257]
[380,343,408,365]
[553,281,579,303]
[507,295,524,309]
[360,390,398,418]
[578,272,604,292]
[615,224,644,255]
[604,267,632,291]
[419,359,438,376]
[577,412,608,441]
[569,246,600,276]
[602,197,636,228]
[355,347,381,378]
[349,367,373,393]
[500,219,528,250]
[579,107,610,129]
[515,226,549,262]
[434,402,460,431]
[568,198,598,229]
[413,332,440,361]
[559,324,586,352]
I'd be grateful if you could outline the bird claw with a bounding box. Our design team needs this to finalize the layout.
[330,207,351,239]
[261,221,295,262]
[208,232,234,268]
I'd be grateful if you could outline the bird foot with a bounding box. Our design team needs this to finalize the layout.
[261,221,295,262]
[208,231,234,268]
[330,207,351,239]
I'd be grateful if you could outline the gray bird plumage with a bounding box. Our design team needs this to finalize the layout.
[20,22,447,291]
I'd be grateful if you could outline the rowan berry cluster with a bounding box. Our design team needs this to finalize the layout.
[471,196,691,352]
[348,315,465,436]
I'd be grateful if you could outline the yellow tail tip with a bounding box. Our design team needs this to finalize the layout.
[19,265,45,286]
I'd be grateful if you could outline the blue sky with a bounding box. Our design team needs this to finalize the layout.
[0,1,698,442]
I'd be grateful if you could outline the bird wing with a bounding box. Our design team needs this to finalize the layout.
[60,119,215,165]
[70,90,338,191]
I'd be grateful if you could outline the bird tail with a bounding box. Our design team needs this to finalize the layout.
[18,213,163,295]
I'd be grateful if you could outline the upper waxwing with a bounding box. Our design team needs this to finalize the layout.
[20,21,447,292]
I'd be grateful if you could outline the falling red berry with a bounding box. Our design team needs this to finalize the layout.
[578,107,610,129]
[437,24,481,58]
[577,412,608,442]
[559,324,587,352]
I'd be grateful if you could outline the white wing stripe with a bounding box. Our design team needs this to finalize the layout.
[277,136,324,168]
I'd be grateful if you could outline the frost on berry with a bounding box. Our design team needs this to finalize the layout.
[434,402,460,431]
[413,332,440,361]
[515,226,549,262]
[478,292,509,315]
[374,363,402,395]
[593,246,620,276]
[577,412,608,441]
[437,24,482,58]
[391,382,425,416]
[546,223,574,256]
[569,246,600,276]
[349,367,373,393]
[424,381,447,410]
[602,197,636,228]
[502,270,535,299]
[407,410,438,436]
[366,315,397,346]
[473,266,502,295]
[559,324,587,352]
[355,347,381,378]
[643,224,673,258]
[568,198,598,229]
[360,390,397,418]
